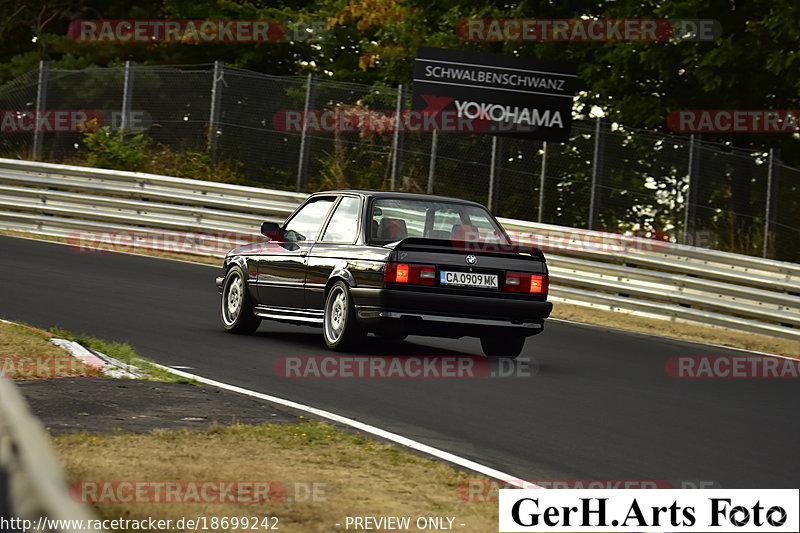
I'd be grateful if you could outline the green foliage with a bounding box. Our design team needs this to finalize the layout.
[149,146,247,185]
[77,127,246,184]
[311,142,389,192]
[84,127,151,171]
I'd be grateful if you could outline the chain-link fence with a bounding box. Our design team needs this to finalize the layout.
[0,62,797,263]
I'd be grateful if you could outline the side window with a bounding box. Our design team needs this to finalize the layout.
[284,198,335,242]
[321,197,361,243]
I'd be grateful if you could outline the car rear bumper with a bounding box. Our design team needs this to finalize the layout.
[351,287,552,338]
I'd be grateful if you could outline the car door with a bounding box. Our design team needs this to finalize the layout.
[305,195,363,311]
[257,196,336,309]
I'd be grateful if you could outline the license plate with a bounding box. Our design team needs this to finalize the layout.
[439,271,498,289]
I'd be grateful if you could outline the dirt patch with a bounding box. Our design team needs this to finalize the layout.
[17,378,298,433]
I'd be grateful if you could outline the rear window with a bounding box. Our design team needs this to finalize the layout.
[369,198,508,244]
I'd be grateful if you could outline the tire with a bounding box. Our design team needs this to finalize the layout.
[480,335,525,359]
[220,266,261,334]
[323,281,365,351]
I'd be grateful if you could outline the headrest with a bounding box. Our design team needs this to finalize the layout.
[379,218,408,240]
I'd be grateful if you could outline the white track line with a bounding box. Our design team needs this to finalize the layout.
[152,362,540,489]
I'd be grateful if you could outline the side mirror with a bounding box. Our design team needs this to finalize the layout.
[284,229,305,242]
[261,221,283,240]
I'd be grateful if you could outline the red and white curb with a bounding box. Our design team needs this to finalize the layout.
[49,338,144,379]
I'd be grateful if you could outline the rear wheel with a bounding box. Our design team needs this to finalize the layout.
[323,281,365,351]
[480,335,525,359]
[220,266,261,334]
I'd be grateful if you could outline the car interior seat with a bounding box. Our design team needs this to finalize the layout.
[451,223,479,242]
[379,218,408,241]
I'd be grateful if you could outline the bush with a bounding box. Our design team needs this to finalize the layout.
[147,146,246,185]
[76,128,246,185]
[83,127,151,171]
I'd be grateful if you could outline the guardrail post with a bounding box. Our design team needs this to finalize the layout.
[208,61,224,161]
[120,61,135,135]
[31,61,48,161]
[488,136,497,211]
[588,117,605,230]
[762,148,776,258]
[390,84,404,191]
[538,141,547,223]
[427,130,438,194]
[683,134,700,245]
[296,73,315,192]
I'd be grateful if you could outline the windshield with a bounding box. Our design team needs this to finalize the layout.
[369,198,509,244]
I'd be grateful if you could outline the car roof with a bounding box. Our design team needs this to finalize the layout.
[309,189,487,208]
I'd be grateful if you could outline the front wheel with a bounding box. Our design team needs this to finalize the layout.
[323,281,365,351]
[480,335,526,359]
[220,266,261,334]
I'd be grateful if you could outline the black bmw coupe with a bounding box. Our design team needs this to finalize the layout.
[216,190,552,358]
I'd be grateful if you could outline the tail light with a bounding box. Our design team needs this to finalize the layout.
[384,263,436,285]
[504,272,548,295]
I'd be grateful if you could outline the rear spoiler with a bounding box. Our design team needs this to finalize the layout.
[389,237,546,261]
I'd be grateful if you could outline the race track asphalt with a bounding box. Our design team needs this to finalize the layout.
[1,235,797,488]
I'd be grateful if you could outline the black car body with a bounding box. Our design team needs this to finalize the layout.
[216,190,552,358]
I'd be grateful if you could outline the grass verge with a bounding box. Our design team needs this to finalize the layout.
[551,302,799,358]
[0,320,101,379]
[52,423,496,533]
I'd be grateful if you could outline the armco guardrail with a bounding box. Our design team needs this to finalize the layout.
[0,377,104,532]
[0,157,798,341]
